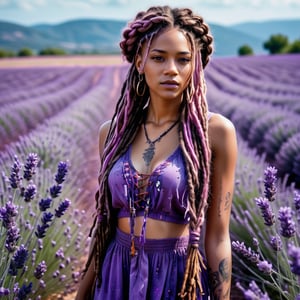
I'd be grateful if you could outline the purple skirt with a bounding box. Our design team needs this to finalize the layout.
[94,229,210,299]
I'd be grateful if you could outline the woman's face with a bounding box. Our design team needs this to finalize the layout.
[136,27,193,103]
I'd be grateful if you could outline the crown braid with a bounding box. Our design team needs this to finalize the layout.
[84,6,213,298]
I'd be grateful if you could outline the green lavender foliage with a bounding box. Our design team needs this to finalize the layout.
[231,137,300,300]
[0,153,90,298]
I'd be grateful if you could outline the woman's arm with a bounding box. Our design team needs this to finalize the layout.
[75,120,111,300]
[205,113,237,299]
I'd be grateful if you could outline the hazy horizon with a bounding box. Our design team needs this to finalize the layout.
[0,0,300,27]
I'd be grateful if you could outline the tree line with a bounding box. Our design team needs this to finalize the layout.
[238,34,300,55]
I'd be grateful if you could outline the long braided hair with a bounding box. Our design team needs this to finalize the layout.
[85,5,213,299]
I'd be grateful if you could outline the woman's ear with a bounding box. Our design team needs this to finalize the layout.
[135,54,143,73]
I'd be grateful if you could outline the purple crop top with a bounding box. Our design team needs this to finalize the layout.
[108,145,190,225]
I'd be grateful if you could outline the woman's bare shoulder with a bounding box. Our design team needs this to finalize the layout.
[208,113,236,153]
[98,120,112,157]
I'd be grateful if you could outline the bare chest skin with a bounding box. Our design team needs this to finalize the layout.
[130,122,180,175]
[118,122,190,238]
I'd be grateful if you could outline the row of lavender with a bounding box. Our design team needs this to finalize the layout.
[0,64,125,299]
[0,57,299,299]
[206,54,300,185]
[0,67,104,149]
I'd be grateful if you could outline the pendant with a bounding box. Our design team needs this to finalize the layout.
[142,143,155,167]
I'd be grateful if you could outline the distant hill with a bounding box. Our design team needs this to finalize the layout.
[231,19,300,42]
[32,19,126,52]
[0,18,298,56]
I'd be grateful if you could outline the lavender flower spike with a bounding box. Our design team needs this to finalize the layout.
[23,153,39,180]
[294,191,300,211]
[9,244,29,276]
[16,282,33,300]
[257,260,273,275]
[23,183,36,202]
[55,199,71,218]
[270,235,282,251]
[263,166,277,202]
[255,197,275,226]
[55,161,68,184]
[35,212,53,238]
[34,261,47,279]
[0,201,18,228]
[232,240,260,263]
[5,225,20,252]
[9,155,22,189]
[39,197,52,211]
[288,243,300,276]
[50,184,62,198]
[278,207,296,238]
[0,287,10,296]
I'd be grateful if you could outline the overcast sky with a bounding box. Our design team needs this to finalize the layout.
[0,0,300,26]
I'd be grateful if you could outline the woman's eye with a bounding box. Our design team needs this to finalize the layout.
[151,56,164,62]
[179,57,191,63]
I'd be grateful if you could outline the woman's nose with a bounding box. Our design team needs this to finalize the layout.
[164,59,178,75]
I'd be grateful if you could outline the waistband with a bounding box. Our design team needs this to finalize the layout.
[115,228,189,253]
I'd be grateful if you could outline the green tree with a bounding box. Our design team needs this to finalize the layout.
[238,44,254,56]
[18,47,34,57]
[39,48,66,56]
[0,48,15,58]
[263,34,289,54]
[288,39,300,53]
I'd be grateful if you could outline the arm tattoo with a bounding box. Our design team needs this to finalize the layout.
[218,191,231,217]
[208,258,231,299]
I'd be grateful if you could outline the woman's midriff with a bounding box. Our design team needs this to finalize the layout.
[118,217,189,239]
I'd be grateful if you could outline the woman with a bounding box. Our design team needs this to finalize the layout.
[76,5,237,300]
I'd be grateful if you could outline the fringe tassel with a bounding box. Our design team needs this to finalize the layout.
[178,245,206,300]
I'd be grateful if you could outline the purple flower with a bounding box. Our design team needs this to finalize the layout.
[35,212,53,238]
[55,247,65,259]
[55,161,68,184]
[34,261,47,279]
[236,281,271,300]
[50,184,62,198]
[9,155,22,189]
[270,235,282,251]
[38,197,52,211]
[9,244,29,276]
[257,260,273,275]
[232,241,260,263]
[55,199,71,218]
[23,183,36,202]
[23,153,39,180]
[0,201,18,228]
[278,207,296,238]
[53,270,60,278]
[5,226,20,252]
[16,282,32,300]
[263,166,277,202]
[255,197,275,226]
[39,280,46,289]
[0,287,10,296]
[288,243,300,276]
[41,211,53,224]
[294,191,300,211]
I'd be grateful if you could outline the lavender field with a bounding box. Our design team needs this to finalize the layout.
[0,54,299,299]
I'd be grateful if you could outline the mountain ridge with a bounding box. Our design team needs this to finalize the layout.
[0,18,298,56]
